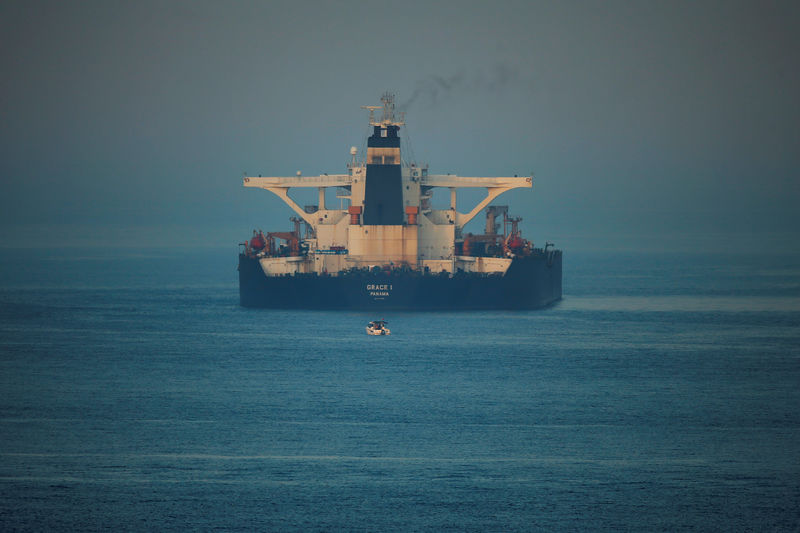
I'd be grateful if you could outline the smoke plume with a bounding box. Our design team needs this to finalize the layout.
[398,64,521,111]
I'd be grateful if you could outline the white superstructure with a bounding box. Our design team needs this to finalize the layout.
[242,93,532,277]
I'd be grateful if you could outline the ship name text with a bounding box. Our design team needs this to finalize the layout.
[366,283,392,297]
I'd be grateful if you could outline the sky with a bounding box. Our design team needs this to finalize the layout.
[1,0,798,252]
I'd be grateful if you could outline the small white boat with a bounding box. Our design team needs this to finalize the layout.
[366,319,390,335]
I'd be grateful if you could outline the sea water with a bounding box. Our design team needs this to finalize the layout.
[0,248,799,531]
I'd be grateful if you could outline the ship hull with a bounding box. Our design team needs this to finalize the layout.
[239,252,562,310]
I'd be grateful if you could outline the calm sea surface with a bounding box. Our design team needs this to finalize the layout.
[1,248,799,531]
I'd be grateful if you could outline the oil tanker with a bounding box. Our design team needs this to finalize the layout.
[238,93,561,310]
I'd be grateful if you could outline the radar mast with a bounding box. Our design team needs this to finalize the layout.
[362,92,404,127]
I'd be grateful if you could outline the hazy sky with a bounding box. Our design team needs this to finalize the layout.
[1,0,798,251]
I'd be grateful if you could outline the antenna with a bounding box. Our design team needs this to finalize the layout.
[361,93,404,127]
[380,92,394,123]
[361,105,381,125]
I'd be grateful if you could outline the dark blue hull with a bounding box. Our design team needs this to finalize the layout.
[239,251,562,310]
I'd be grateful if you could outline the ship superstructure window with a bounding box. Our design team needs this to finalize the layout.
[381,128,387,137]
[369,153,398,164]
